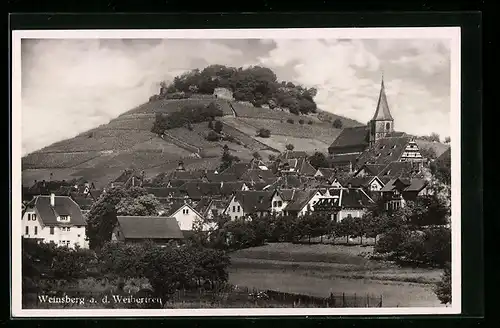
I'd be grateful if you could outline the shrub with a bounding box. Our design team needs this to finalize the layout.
[307,120,313,125]
[257,128,271,138]
[286,119,294,124]
[213,120,223,133]
[333,119,343,129]
[206,131,221,142]
[298,119,305,125]
[434,263,451,304]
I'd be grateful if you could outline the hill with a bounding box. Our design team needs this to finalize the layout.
[22,96,360,188]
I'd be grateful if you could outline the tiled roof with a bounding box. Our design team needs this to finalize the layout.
[179,182,223,199]
[372,79,394,121]
[221,182,246,195]
[316,168,337,180]
[116,216,184,240]
[380,178,428,193]
[194,197,212,216]
[356,136,411,166]
[168,180,188,188]
[144,187,184,198]
[328,126,370,150]
[169,170,205,180]
[284,190,318,211]
[377,161,414,178]
[33,195,87,226]
[436,147,451,162]
[340,188,374,208]
[330,153,360,165]
[205,173,239,183]
[346,177,373,188]
[355,164,387,177]
[221,162,251,178]
[240,169,277,183]
[234,190,274,213]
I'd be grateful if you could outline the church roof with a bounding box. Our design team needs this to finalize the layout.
[328,126,370,150]
[372,78,394,121]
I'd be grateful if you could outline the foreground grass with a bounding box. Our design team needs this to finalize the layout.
[229,243,443,307]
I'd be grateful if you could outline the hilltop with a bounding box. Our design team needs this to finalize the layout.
[21,64,448,189]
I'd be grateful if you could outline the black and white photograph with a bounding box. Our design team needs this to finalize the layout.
[11,27,460,317]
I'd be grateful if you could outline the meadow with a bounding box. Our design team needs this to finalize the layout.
[229,243,443,308]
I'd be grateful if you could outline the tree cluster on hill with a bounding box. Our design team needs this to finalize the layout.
[151,101,223,135]
[218,144,240,173]
[160,65,318,115]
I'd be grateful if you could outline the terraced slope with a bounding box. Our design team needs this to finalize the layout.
[22,96,361,188]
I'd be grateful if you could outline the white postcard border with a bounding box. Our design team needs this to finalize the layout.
[11,27,462,317]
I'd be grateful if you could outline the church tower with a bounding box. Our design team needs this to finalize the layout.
[369,76,394,145]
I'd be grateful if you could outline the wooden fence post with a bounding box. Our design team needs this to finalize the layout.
[366,294,369,307]
[354,293,356,307]
[342,293,345,307]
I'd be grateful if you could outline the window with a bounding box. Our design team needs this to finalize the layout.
[25,226,29,235]
[386,123,391,130]
[33,214,36,221]
[182,209,189,215]
[278,201,282,207]
[273,201,277,207]
[50,227,54,235]
[237,206,241,212]
[27,214,31,221]
[232,206,236,213]
[60,215,69,222]
[34,226,38,235]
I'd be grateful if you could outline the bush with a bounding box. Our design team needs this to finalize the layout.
[298,119,305,125]
[434,263,451,305]
[333,119,343,129]
[151,102,223,134]
[286,119,294,124]
[257,128,271,138]
[213,121,223,133]
[307,120,313,125]
[206,131,221,142]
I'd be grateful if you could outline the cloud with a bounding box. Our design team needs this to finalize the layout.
[21,39,249,155]
[20,38,451,155]
[256,38,451,138]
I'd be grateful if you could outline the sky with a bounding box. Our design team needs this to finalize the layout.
[20,38,451,156]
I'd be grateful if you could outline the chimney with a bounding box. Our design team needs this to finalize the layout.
[50,193,55,207]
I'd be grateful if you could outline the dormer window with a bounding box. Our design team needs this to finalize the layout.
[59,215,70,222]
[392,145,397,149]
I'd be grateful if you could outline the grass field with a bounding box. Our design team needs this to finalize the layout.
[121,98,234,116]
[229,243,443,308]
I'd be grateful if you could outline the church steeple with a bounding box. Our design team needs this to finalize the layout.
[369,75,395,145]
[372,75,394,121]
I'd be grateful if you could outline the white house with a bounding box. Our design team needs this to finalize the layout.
[314,188,374,222]
[164,201,204,231]
[22,194,88,249]
[223,191,274,220]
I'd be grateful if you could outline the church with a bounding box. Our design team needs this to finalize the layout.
[327,77,425,175]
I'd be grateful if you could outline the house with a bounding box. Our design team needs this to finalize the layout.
[380,178,429,210]
[161,201,205,231]
[314,168,337,181]
[223,190,274,220]
[110,169,145,189]
[281,189,324,217]
[112,216,184,244]
[347,175,386,192]
[278,158,317,176]
[314,188,374,222]
[220,162,252,178]
[22,194,88,249]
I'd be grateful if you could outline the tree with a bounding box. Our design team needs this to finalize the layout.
[116,194,161,216]
[219,145,240,173]
[213,120,223,134]
[206,131,220,142]
[285,144,295,151]
[434,262,452,305]
[268,154,277,162]
[252,151,262,160]
[332,119,343,129]
[308,152,329,169]
[257,128,271,138]
[444,136,451,144]
[298,119,305,125]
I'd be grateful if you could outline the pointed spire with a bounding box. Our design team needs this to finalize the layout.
[372,74,394,121]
